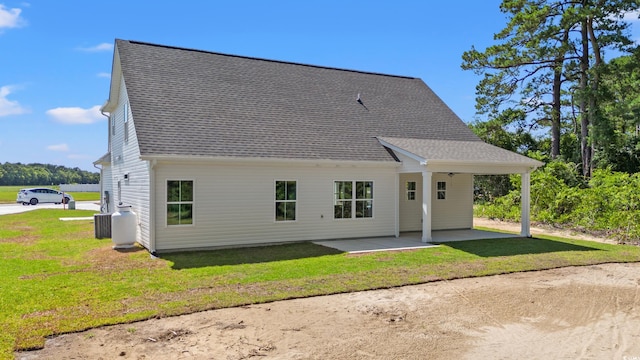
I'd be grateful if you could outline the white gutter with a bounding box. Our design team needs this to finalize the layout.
[139,155,400,168]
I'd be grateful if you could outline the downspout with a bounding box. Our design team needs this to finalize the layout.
[101,108,111,153]
[149,159,158,257]
[394,171,399,238]
[97,108,111,213]
[93,162,104,213]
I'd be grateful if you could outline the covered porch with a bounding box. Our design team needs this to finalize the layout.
[313,228,517,253]
[377,137,543,243]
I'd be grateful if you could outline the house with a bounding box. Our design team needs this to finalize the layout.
[94,39,542,254]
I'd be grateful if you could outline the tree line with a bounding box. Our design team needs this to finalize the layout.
[462,0,640,177]
[0,162,99,186]
[465,1,640,241]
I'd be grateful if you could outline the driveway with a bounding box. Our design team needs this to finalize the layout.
[0,201,101,216]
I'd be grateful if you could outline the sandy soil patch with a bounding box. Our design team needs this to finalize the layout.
[17,262,640,360]
[474,217,616,244]
[14,218,635,359]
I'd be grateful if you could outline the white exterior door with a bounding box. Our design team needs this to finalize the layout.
[399,173,422,232]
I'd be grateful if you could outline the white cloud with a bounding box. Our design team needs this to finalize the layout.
[77,42,113,52]
[0,4,25,29]
[97,72,111,78]
[47,143,69,152]
[0,85,28,116]
[46,105,104,124]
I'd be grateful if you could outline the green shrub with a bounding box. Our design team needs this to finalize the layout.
[475,163,640,243]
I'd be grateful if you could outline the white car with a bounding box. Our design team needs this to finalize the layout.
[16,188,74,205]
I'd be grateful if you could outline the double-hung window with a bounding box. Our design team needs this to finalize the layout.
[167,180,193,225]
[334,181,373,219]
[275,180,296,221]
[406,181,416,200]
[123,102,129,143]
[437,181,446,200]
[334,181,352,219]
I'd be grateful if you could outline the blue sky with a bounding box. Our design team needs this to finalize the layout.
[0,1,638,171]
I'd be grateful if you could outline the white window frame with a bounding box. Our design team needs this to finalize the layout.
[437,181,446,200]
[275,180,297,222]
[123,102,129,143]
[333,180,373,220]
[166,179,194,227]
[406,181,416,201]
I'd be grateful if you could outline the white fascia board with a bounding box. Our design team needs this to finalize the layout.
[139,155,400,168]
[101,47,122,113]
[376,138,426,165]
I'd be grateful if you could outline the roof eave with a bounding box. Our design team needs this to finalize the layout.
[140,154,400,168]
[93,152,111,165]
[101,42,122,113]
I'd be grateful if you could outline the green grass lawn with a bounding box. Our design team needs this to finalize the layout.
[2,210,640,359]
[0,185,99,203]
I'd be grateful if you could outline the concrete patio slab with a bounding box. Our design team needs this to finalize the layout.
[431,229,517,242]
[313,229,519,253]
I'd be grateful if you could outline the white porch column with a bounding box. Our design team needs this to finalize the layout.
[422,171,432,242]
[520,172,531,237]
[394,172,400,238]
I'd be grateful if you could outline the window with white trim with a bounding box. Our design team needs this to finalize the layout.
[167,180,193,225]
[406,181,416,200]
[275,180,296,221]
[437,181,446,200]
[123,102,129,143]
[334,181,373,219]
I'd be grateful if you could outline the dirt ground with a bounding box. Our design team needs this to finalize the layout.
[16,220,640,360]
[473,217,616,244]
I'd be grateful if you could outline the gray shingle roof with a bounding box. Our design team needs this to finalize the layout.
[377,137,543,166]
[115,39,485,162]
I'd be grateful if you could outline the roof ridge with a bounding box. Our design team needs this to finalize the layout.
[119,39,417,80]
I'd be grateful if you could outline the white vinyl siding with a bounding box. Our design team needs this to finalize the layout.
[153,162,396,251]
[431,173,473,230]
[101,163,114,213]
[108,75,152,249]
[394,152,425,173]
[398,171,472,232]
